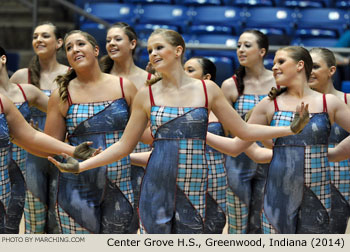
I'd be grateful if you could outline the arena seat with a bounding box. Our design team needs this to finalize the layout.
[296,9,349,38]
[223,0,274,7]
[291,37,338,47]
[190,6,244,35]
[80,2,138,26]
[174,0,222,5]
[129,0,172,4]
[244,7,296,36]
[135,4,190,35]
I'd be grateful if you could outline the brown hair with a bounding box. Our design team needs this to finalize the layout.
[146,29,186,86]
[100,22,138,73]
[55,30,98,102]
[309,47,336,68]
[269,46,313,99]
[235,30,269,94]
[28,22,62,87]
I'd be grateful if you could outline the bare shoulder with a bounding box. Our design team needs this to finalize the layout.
[221,76,236,91]
[10,68,29,83]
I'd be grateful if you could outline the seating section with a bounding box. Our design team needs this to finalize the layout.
[76,0,350,84]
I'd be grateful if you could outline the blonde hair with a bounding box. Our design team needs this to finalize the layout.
[146,29,186,86]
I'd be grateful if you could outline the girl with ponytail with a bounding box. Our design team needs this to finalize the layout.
[9,22,69,234]
[45,30,139,234]
[49,29,309,234]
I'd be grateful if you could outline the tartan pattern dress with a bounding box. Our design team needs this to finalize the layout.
[226,75,269,234]
[0,100,11,233]
[262,95,331,234]
[24,88,59,234]
[6,84,31,233]
[328,93,350,233]
[139,81,209,234]
[56,79,137,234]
[204,122,227,233]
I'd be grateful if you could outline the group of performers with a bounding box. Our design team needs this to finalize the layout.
[0,21,350,234]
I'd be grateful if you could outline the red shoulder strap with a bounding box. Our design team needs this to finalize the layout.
[17,84,28,101]
[147,73,152,81]
[67,90,73,106]
[0,98,4,113]
[27,69,31,84]
[273,98,279,112]
[344,93,348,105]
[149,85,155,106]
[276,84,281,90]
[232,75,241,96]
[323,94,328,113]
[201,80,208,108]
[120,77,125,98]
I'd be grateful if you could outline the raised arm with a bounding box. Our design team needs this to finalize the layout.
[207,81,308,141]
[52,87,150,173]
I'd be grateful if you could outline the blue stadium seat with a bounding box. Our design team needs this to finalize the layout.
[80,2,138,26]
[223,0,274,7]
[341,81,350,93]
[136,4,190,34]
[275,0,333,7]
[244,7,296,36]
[79,23,108,54]
[296,9,349,38]
[190,6,244,35]
[336,0,350,8]
[263,52,275,70]
[129,0,172,4]
[190,34,238,57]
[291,37,338,47]
[174,0,222,5]
[6,52,20,77]
[75,0,122,9]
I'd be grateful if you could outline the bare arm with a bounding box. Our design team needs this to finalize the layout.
[328,136,350,162]
[130,151,152,166]
[65,88,150,172]
[208,81,298,141]
[244,143,273,164]
[21,84,49,112]
[2,94,75,157]
[44,89,67,141]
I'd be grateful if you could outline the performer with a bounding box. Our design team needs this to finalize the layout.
[184,56,227,233]
[0,46,49,233]
[0,92,96,234]
[309,47,350,233]
[220,30,276,233]
[10,22,69,233]
[49,29,309,234]
[100,22,153,214]
[207,46,350,233]
[45,30,139,234]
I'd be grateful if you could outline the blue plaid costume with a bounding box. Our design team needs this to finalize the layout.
[226,76,269,234]
[0,98,11,233]
[262,96,331,234]
[328,94,350,233]
[57,78,137,234]
[5,85,31,233]
[24,88,59,234]
[130,73,153,216]
[204,122,227,233]
[139,82,209,234]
